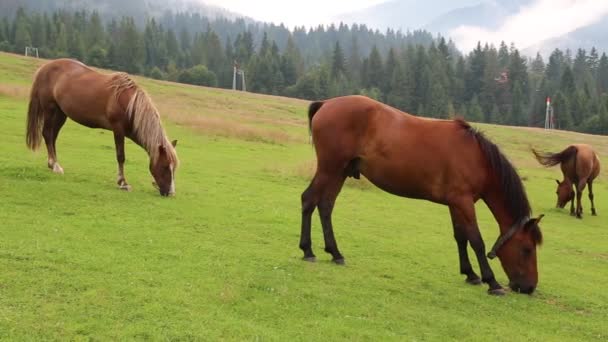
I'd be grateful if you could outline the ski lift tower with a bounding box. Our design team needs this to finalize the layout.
[232,61,246,91]
[544,96,555,129]
[25,46,39,58]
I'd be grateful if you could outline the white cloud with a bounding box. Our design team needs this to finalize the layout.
[450,0,608,52]
[200,0,387,28]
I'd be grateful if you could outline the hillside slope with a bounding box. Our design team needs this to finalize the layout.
[0,52,607,340]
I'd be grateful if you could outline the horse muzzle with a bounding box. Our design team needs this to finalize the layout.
[509,282,536,294]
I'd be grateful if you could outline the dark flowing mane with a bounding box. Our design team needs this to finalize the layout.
[455,119,532,222]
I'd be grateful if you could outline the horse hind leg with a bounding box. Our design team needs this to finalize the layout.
[316,172,347,264]
[588,181,597,216]
[300,178,318,261]
[449,207,481,285]
[575,179,588,219]
[42,107,67,174]
[299,169,347,264]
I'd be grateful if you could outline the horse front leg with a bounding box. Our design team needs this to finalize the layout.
[451,201,504,295]
[113,131,131,191]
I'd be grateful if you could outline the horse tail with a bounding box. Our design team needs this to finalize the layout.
[532,146,577,167]
[308,101,324,134]
[26,71,44,151]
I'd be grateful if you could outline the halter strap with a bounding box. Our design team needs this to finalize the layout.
[487,216,529,259]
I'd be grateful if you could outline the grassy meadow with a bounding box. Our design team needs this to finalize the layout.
[0,52,607,340]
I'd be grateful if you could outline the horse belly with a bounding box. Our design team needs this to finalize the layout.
[359,157,446,203]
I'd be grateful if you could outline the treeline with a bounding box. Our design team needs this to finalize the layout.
[1,8,607,134]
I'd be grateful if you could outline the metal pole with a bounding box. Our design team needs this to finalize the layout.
[232,65,237,90]
[545,97,551,129]
[241,71,246,92]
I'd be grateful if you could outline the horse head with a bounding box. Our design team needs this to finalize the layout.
[487,215,544,294]
[151,140,178,196]
[555,179,574,208]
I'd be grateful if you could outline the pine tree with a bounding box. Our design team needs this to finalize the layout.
[386,63,411,111]
[347,36,361,87]
[509,81,526,126]
[86,11,104,49]
[498,41,510,69]
[467,95,484,122]
[465,42,485,101]
[331,41,347,80]
[13,10,31,54]
[55,22,68,57]
[365,45,383,90]
[553,91,572,129]
[30,13,46,49]
[597,53,608,95]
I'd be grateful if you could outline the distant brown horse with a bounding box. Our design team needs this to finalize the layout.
[533,144,600,218]
[300,95,543,295]
[26,59,178,196]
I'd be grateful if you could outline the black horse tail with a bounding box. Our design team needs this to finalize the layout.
[532,145,577,167]
[308,101,324,134]
[26,72,44,151]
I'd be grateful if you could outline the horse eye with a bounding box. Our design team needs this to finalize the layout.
[521,247,532,257]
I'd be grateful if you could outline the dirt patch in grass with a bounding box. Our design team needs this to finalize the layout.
[0,84,30,99]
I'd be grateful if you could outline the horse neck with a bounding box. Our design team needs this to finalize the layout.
[482,183,521,235]
[132,130,168,161]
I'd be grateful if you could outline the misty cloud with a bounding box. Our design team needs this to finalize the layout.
[450,0,608,52]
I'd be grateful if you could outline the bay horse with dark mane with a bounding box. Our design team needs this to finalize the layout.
[533,144,600,218]
[26,59,178,196]
[300,95,543,295]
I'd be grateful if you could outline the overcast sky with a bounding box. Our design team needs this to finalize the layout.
[451,0,608,51]
[201,0,608,51]
[201,0,386,28]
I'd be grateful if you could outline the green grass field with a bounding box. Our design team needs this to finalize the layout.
[1,52,607,340]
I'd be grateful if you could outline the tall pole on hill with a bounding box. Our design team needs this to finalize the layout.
[232,61,246,91]
[544,97,554,129]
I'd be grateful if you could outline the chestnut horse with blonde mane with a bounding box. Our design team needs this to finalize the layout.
[26,59,178,196]
[533,144,600,218]
[300,95,543,295]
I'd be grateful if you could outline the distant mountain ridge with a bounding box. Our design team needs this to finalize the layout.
[337,0,608,56]
[0,0,246,21]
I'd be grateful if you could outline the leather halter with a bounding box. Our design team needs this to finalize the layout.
[487,216,529,259]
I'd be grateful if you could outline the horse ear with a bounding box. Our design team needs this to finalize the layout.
[171,139,178,148]
[534,214,545,224]
[158,143,166,154]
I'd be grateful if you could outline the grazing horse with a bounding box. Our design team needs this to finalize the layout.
[26,59,178,196]
[300,95,543,295]
[533,144,600,218]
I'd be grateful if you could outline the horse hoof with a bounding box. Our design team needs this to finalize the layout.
[332,258,346,265]
[488,288,507,296]
[119,184,132,192]
[466,277,482,285]
[592,212,597,216]
[302,256,316,262]
[52,164,64,174]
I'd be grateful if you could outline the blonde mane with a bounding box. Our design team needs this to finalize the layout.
[109,73,178,166]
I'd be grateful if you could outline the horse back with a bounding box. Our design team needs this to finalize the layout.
[310,95,487,203]
[34,59,124,130]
